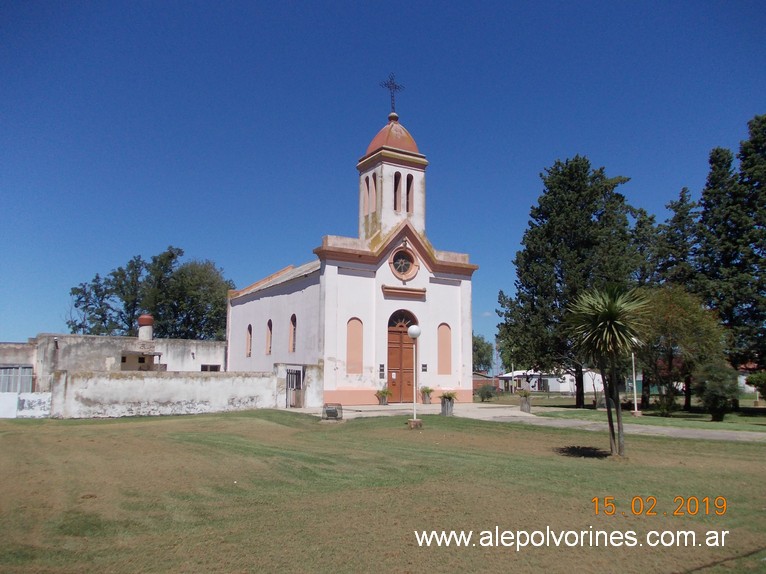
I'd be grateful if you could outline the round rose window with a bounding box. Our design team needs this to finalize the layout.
[390,249,419,280]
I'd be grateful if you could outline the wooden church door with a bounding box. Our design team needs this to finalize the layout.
[387,310,417,403]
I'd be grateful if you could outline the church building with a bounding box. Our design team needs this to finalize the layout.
[226,109,477,406]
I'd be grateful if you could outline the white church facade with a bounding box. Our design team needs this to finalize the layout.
[227,110,477,406]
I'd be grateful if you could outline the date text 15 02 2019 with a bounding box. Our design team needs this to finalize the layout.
[591,496,727,517]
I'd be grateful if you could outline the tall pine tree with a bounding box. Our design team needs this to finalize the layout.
[497,155,635,407]
[695,122,765,368]
[656,187,698,286]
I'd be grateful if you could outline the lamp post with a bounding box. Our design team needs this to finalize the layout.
[631,337,641,416]
[407,324,421,427]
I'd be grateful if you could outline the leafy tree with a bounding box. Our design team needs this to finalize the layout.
[68,246,233,340]
[142,246,185,338]
[472,333,494,372]
[497,156,635,408]
[693,361,739,422]
[107,255,146,336]
[158,260,234,340]
[568,287,648,456]
[67,273,119,335]
[637,285,728,413]
[746,372,766,397]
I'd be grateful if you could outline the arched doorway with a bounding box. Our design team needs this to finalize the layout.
[387,310,418,403]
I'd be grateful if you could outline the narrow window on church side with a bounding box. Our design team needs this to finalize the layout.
[364,176,370,216]
[246,324,252,357]
[371,173,377,213]
[406,174,414,214]
[437,323,452,375]
[394,172,402,211]
[266,320,273,355]
[346,318,363,374]
[289,314,297,353]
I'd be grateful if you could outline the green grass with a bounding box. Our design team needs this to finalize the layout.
[534,406,766,433]
[1,410,765,573]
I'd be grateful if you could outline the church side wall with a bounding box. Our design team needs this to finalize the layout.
[228,273,322,373]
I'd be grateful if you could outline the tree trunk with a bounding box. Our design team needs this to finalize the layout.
[575,363,585,408]
[641,370,651,409]
[600,364,617,455]
[611,361,625,456]
[683,375,692,411]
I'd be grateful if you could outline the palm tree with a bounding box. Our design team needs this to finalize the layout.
[568,287,648,456]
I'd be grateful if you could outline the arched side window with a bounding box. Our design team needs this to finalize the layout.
[246,324,252,357]
[289,314,297,353]
[394,172,402,211]
[370,173,377,213]
[265,320,273,355]
[363,176,370,216]
[406,174,414,214]
[346,318,363,374]
[437,323,452,375]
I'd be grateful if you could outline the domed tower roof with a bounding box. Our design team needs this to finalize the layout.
[365,112,420,156]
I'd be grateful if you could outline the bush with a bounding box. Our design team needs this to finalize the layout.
[746,372,766,397]
[477,384,497,402]
[694,362,739,422]
[655,385,679,417]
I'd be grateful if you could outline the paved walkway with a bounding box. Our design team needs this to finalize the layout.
[299,403,766,443]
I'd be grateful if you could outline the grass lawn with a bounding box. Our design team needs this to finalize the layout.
[1,411,765,573]
[534,407,766,433]
[479,393,766,433]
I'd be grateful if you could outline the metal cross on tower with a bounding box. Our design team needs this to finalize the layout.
[380,73,404,113]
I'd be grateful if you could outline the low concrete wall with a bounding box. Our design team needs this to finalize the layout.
[18,392,51,418]
[50,371,279,419]
[0,392,52,418]
[0,393,17,418]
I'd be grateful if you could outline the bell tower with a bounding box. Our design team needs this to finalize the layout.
[357,112,428,245]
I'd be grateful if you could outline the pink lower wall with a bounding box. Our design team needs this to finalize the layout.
[323,388,472,406]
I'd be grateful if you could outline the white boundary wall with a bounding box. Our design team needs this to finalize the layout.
[46,366,323,419]
[0,392,51,418]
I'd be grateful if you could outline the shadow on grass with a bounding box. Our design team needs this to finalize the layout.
[554,445,611,459]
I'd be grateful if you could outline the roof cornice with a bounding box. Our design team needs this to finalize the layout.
[356,147,429,172]
[314,221,478,277]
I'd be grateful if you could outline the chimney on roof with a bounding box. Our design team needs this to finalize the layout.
[137,314,154,341]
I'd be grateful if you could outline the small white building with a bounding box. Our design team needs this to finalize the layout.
[499,369,605,394]
[0,315,226,394]
[227,111,478,406]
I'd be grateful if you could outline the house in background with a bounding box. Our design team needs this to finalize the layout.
[498,369,607,395]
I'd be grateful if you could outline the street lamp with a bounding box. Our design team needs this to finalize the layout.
[407,324,421,426]
[631,337,641,416]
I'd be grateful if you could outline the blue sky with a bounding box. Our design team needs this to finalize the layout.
[2,1,764,349]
